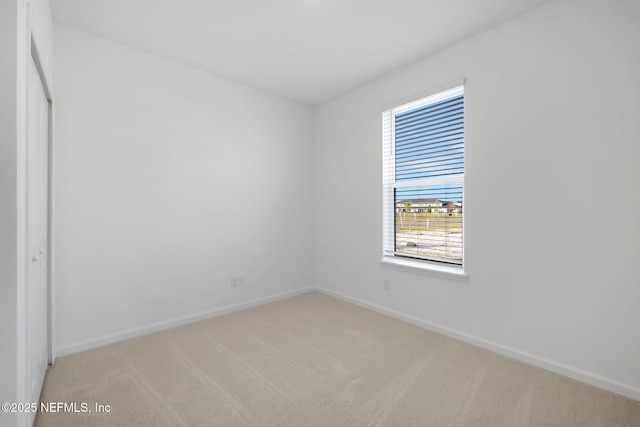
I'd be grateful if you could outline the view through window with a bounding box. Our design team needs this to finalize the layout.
[383,86,464,267]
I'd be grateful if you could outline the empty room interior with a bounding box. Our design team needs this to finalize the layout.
[2,0,640,426]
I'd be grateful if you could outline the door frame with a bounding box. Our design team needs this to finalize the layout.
[22,17,55,406]
[30,37,55,368]
[14,5,55,427]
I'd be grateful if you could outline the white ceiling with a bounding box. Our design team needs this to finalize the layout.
[51,0,550,105]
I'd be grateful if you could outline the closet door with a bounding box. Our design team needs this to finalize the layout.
[27,57,50,414]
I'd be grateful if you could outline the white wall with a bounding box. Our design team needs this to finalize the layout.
[30,0,54,86]
[1,0,53,425]
[314,0,640,398]
[53,25,314,354]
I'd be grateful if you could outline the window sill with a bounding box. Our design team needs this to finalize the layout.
[380,257,468,282]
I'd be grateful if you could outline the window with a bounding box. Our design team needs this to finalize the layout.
[382,85,465,272]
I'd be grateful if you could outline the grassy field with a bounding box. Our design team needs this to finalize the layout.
[395,212,462,261]
[395,212,462,232]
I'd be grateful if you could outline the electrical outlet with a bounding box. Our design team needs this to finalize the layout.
[231,276,246,287]
[383,279,391,291]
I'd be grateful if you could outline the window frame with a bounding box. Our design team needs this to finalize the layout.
[381,85,467,278]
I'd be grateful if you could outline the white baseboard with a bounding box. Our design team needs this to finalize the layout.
[315,286,640,402]
[56,287,315,357]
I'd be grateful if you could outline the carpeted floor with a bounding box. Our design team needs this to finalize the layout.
[36,291,640,426]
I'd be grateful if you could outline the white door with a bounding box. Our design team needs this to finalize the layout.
[27,57,50,417]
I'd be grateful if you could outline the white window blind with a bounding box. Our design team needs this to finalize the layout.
[383,86,464,267]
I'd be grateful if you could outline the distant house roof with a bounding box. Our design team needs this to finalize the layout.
[396,198,441,204]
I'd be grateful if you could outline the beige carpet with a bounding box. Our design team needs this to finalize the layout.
[36,292,640,426]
